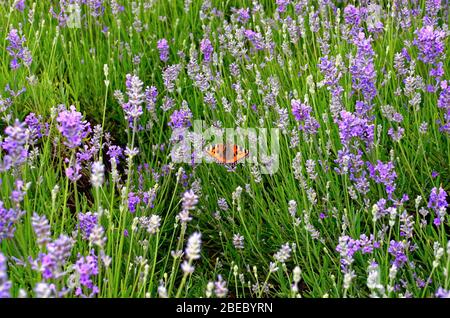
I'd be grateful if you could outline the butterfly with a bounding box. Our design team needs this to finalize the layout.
[205,143,249,166]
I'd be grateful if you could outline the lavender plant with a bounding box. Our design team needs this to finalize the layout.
[0,0,449,299]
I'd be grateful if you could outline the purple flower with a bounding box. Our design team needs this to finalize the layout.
[400,211,414,239]
[318,56,344,88]
[344,5,361,26]
[424,0,442,20]
[0,202,24,243]
[436,287,450,298]
[244,30,265,51]
[145,86,158,111]
[430,62,444,80]
[336,235,359,271]
[367,160,397,199]
[78,212,98,240]
[388,240,408,268]
[162,64,182,93]
[169,108,192,129]
[46,235,73,266]
[433,217,441,226]
[276,0,290,13]
[56,105,91,149]
[7,183,23,206]
[25,113,45,145]
[0,253,11,298]
[122,74,144,124]
[31,235,74,280]
[107,145,123,162]
[182,190,198,211]
[291,99,320,134]
[32,213,51,249]
[337,111,374,149]
[1,120,29,171]
[428,187,448,213]
[336,234,379,272]
[200,38,213,62]
[157,38,170,62]
[234,8,250,23]
[65,160,82,182]
[214,275,228,298]
[274,243,292,263]
[350,32,377,103]
[6,28,32,70]
[291,99,311,122]
[128,192,140,213]
[437,81,450,133]
[217,198,229,211]
[232,233,244,249]
[74,251,99,297]
[15,0,25,12]
[413,25,446,65]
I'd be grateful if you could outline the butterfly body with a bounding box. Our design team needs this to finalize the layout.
[205,143,249,166]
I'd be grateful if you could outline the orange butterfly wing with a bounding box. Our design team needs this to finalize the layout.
[206,144,228,164]
[206,144,249,165]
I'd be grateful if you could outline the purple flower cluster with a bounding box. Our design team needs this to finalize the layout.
[31,235,74,280]
[336,234,379,272]
[318,56,344,90]
[200,38,214,62]
[344,5,362,26]
[169,108,193,129]
[15,0,25,12]
[25,113,46,145]
[78,212,98,240]
[57,105,91,149]
[233,8,250,23]
[413,25,446,65]
[337,111,374,149]
[157,38,170,62]
[32,213,51,249]
[317,55,345,119]
[177,189,199,224]
[350,32,377,104]
[428,187,448,226]
[276,0,290,13]
[162,64,182,93]
[244,29,265,51]
[388,240,408,268]
[291,99,311,122]
[6,28,32,70]
[74,251,99,297]
[291,99,320,134]
[1,0,450,299]
[123,74,144,124]
[367,160,398,199]
[0,253,11,298]
[145,86,158,112]
[1,120,29,171]
[128,192,140,213]
[436,287,450,298]
[0,201,24,243]
[437,81,450,133]
[182,189,198,211]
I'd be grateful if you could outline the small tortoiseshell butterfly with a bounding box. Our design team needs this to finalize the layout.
[205,144,249,166]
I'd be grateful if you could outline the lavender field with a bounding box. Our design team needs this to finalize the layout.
[0,0,449,298]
